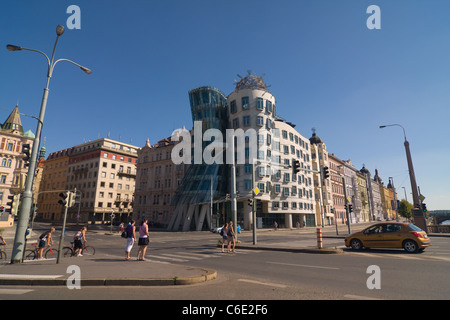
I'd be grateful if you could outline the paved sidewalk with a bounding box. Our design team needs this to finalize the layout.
[0,254,217,286]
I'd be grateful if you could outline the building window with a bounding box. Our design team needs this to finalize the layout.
[266,100,272,113]
[243,115,250,126]
[242,96,249,110]
[232,118,239,129]
[256,116,264,126]
[230,100,237,113]
[256,98,264,110]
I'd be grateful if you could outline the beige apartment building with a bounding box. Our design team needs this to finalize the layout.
[38,148,70,221]
[37,138,140,225]
[134,138,189,228]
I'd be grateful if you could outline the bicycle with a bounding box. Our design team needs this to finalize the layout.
[23,242,57,260]
[62,242,95,257]
[0,247,6,262]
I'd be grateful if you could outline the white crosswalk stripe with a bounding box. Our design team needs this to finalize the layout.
[147,248,261,263]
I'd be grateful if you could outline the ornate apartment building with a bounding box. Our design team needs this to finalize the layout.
[0,105,35,228]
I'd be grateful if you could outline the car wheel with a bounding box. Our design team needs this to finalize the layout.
[350,239,363,250]
[403,239,419,253]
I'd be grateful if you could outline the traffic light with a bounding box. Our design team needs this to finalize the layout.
[22,143,31,167]
[58,192,69,207]
[58,192,76,208]
[422,203,427,213]
[348,204,353,213]
[322,166,330,179]
[248,198,253,207]
[68,192,76,207]
[6,194,20,215]
[0,206,4,214]
[293,160,300,174]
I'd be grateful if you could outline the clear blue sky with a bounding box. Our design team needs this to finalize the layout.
[1,0,449,210]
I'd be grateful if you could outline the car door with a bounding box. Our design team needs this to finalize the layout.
[382,224,403,248]
[362,224,385,248]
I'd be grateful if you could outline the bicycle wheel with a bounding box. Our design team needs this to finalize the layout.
[23,250,36,261]
[62,247,74,258]
[45,248,57,259]
[0,250,6,262]
[82,246,95,256]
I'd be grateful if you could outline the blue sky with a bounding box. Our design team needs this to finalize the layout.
[1,0,449,210]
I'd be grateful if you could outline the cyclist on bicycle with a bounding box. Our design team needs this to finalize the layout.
[38,227,55,259]
[0,232,6,246]
[73,227,87,257]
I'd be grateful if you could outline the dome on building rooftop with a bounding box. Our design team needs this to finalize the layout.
[309,132,323,145]
[23,129,35,139]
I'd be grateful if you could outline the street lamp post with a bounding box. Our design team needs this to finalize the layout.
[379,124,427,230]
[8,25,92,264]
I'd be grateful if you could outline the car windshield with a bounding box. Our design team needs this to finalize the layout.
[407,224,423,232]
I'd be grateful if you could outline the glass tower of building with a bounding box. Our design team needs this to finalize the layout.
[168,87,229,231]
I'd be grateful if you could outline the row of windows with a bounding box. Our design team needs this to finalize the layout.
[229,97,273,114]
[272,201,314,211]
[231,115,275,129]
[242,179,313,197]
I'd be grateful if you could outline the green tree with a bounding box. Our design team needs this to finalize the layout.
[398,200,413,220]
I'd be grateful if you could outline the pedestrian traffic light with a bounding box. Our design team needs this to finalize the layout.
[248,198,253,207]
[322,166,330,179]
[22,143,31,167]
[11,194,20,215]
[293,160,300,174]
[6,194,20,215]
[348,204,353,213]
[68,192,76,207]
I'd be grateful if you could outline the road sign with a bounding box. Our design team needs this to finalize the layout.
[253,187,260,195]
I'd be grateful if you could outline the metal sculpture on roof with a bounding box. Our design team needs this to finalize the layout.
[234,71,269,91]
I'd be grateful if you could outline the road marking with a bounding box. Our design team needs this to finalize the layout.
[237,279,287,288]
[0,289,34,295]
[174,251,220,259]
[0,274,63,279]
[162,253,204,260]
[266,261,340,270]
[344,294,382,300]
[149,255,188,262]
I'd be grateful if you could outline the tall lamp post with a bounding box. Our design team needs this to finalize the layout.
[8,25,92,264]
[379,124,427,230]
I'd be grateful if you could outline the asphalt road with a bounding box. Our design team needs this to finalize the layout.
[1,224,450,301]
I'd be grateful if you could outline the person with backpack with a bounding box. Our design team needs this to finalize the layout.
[38,227,55,259]
[220,223,228,253]
[73,227,87,257]
[124,220,136,260]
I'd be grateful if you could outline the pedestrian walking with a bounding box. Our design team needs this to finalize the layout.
[137,219,149,261]
[73,227,87,256]
[125,220,136,260]
[220,223,228,253]
[119,222,125,235]
[38,227,55,259]
[227,221,236,253]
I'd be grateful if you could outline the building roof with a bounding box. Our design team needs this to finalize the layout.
[2,105,24,133]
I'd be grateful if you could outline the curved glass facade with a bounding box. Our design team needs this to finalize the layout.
[171,87,228,207]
